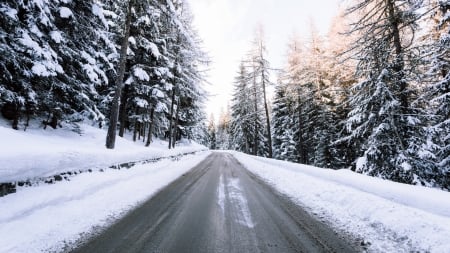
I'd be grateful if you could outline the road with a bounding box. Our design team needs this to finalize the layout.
[72,152,359,253]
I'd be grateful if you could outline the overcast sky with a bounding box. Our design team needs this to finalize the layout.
[187,0,340,120]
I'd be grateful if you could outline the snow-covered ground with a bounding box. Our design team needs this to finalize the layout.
[231,151,450,253]
[0,122,209,252]
[0,122,206,182]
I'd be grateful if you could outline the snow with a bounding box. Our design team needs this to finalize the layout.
[0,121,208,252]
[59,7,73,18]
[227,177,254,228]
[133,67,150,81]
[148,42,161,59]
[128,36,136,45]
[217,175,225,211]
[1,6,18,20]
[152,88,165,98]
[216,174,254,228]
[355,156,366,171]
[230,151,450,253]
[91,3,108,28]
[50,31,62,43]
[0,123,206,183]
[31,61,63,77]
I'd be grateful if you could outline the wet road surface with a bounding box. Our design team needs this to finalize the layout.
[72,152,359,253]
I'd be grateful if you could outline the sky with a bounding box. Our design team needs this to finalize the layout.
[187,0,341,120]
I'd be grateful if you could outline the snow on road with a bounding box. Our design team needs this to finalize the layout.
[217,175,226,212]
[216,174,254,228]
[231,151,450,253]
[227,177,255,228]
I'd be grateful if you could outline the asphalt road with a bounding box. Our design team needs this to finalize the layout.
[72,152,359,253]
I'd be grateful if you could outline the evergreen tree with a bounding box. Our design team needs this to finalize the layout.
[341,0,425,183]
[271,81,297,161]
[0,0,115,130]
[230,62,254,153]
[419,0,450,189]
[207,113,216,150]
[216,107,231,149]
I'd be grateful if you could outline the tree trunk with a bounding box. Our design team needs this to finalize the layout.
[260,58,272,158]
[172,97,180,149]
[118,85,130,137]
[142,120,146,143]
[297,88,308,164]
[386,0,408,146]
[133,108,139,142]
[168,87,176,149]
[146,107,154,147]
[252,65,259,156]
[106,0,133,149]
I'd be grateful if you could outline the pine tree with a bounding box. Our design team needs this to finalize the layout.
[326,9,358,169]
[341,0,425,183]
[419,0,450,189]
[244,28,273,157]
[230,62,254,153]
[271,81,297,161]
[207,114,217,150]
[106,0,133,149]
[0,0,115,130]
[216,107,231,149]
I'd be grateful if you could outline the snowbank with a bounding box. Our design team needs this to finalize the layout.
[0,123,207,182]
[231,151,450,253]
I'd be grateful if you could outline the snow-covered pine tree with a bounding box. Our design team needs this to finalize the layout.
[251,28,273,157]
[419,0,450,189]
[165,0,207,147]
[216,107,231,149]
[271,80,297,161]
[283,28,331,166]
[326,9,358,169]
[105,0,206,148]
[230,62,254,153]
[0,0,115,130]
[304,25,335,168]
[244,28,273,157]
[116,0,171,143]
[273,36,303,162]
[341,0,426,183]
[207,113,217,150]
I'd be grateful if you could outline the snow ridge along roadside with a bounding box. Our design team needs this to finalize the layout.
[0,123,207,183]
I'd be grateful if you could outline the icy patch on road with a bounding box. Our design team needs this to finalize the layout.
[217,175,225,212]
[227,177,254,228]
[216,173,255,228]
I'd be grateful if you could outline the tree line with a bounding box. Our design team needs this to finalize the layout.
[0,0,207,148]
[209,0,449,190]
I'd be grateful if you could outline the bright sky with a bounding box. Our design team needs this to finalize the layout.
[187,0,340,120]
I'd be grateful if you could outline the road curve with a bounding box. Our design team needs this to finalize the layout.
[72,152,359,253]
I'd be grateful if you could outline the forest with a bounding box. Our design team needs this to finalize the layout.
[0,0,207,148]
[208,0,450,190]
